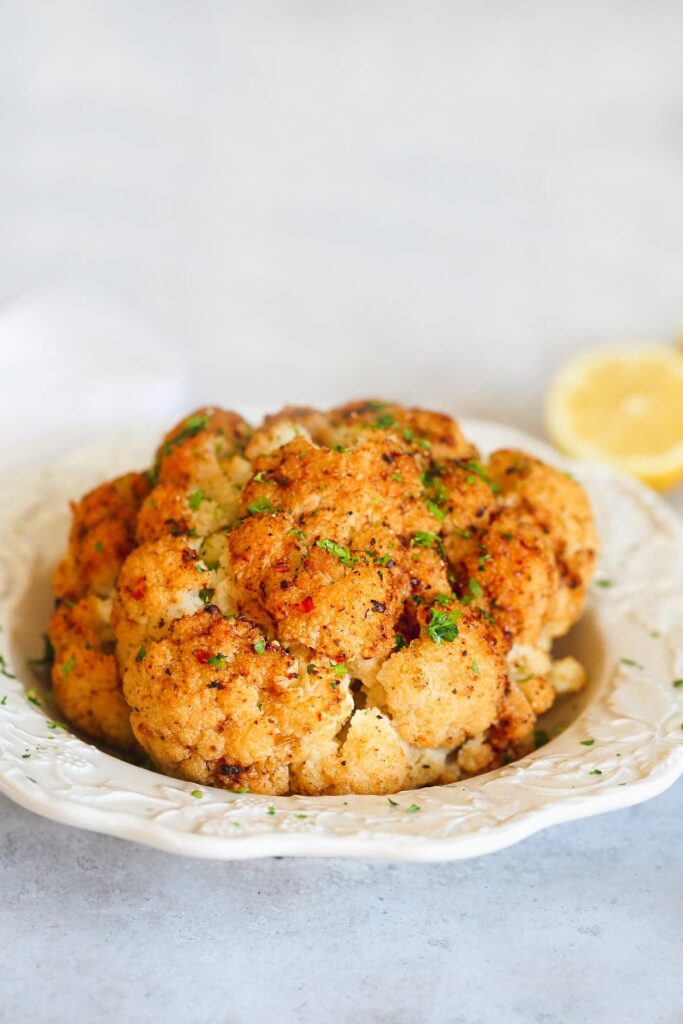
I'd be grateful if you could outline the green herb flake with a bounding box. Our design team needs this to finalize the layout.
[454,458,500,492]
[589,768,603,775]
[188,488,206,510]
[95,540,104,553]
[331,663,347,677]
[533,730,549,748]
[253,638,267,656]
[247,496,274,516]
[453,527,471,540]
[394,633,406,651]
[471,662,480,675]
[190,789,203,799]
[316,538,358,569]
[0,655,16,680]
[426,608,460,645]
[425,498,445,521]
[306,663,317,675]
[207,653,228,667]
[406,803,421,814]
[26,688,42,707]
[392,472,403,483]
[61,655,77,678]
[286,528,306,541]
[468,578,483,599]
[0,696,6,706]
[135,645,146,663]
[674,679,683,689]
[410,531,437,549]
[580,739,595,746]
[403,428,431,449]
[267,805,276,816]
[596,579,613,589]
[253,471,265,482]
[198,587,216,604]
[620,658,642,669]
[47,720,68,731]
[387,797,399,808]
[295,813,308,820]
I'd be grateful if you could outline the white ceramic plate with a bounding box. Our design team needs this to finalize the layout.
[1,419,682,861]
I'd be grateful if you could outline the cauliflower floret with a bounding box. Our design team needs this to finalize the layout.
[549,655,587,695]
[321,400,477,463]
[122,607,353,794]
[455,509,559,648]
[290,708,410,795]
[372,604,507,748]
[112,533,240,663]
[53,472,150,600]
[48,595,135,751]
[137,407,252,544]
[487,449,598,636]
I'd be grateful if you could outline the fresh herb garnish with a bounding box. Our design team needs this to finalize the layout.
[406,803,421,813]
[247,496,274,516]
[198,587,215,604]
[410,531,438,548]
[207,653,228,667]
[471,662,480,675]
[596,579,613,589]
[61,655,76,678]
[331,663,347,677]
[0,655,16,679]
[580,739,595,746]
[533,729,549,747]
[135,645,146,663]
[425,498,445,521]
[253,638,266,656]
[190,790,203,799]
[188,488,205,510]
[387,797,399,808]
[394,633,406,651]
[426,608,460,644]
[286,528,306,541]
[28,635,55,669]
[589,769,603,775]
[674,679,683,688]
[468,578,483,599]
[316,538,358,569]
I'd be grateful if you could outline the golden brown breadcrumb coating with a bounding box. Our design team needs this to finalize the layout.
[49,400,597,794]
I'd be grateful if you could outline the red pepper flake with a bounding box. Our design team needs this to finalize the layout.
[194,649,211,664]
[272,560,290,573]
[300,596,314,613]
[130,577,146,600]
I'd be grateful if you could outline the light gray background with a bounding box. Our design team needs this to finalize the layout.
[1,2,682,1022]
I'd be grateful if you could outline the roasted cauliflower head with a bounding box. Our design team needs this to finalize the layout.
[48,401,597,794]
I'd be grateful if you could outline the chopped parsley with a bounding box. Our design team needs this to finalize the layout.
[454,459,500,492]
[402,427,430,449]
[580,739,595,746]
[426,608,460,645]
[267,805,276,816]
[287,528,306,541]
[295,813,308,820]
[306,663,317,675]
[620,658,642,669]
[468,578,483,599]
[453,527,471,540]
[253,638,266,656]
[394,633,406,651]
[207,653,228,667]
[0,655,16,680]
[61,655,76,678]
[674,679,683,688]
[471,662,480,675]
[406,803,421,813]
[372,413,396,429]
[247,496,274,516]
[387,797,399,808]
[331,663,347,677]
[316,538,358,568]
[26,688,42,707]
[95,540,104,553]
[425,498,445,521]
[392,471,403,483]
[410,531,438,548]
[253,471,265,482]
[47,720,68,731]
[533,729,549,748]
[188,488,206,510]
[198,587,215,604]
[164,414,208,455]
[589,768,603,775]
[190,790,203,799]
[135,645,146,663]
[0,696,6,706]
[433,593,451,606]
[596,579,613,589]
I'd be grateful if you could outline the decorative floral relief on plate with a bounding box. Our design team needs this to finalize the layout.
[0,419,682,861]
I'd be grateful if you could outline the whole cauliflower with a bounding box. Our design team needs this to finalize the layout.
[48,401,598,794]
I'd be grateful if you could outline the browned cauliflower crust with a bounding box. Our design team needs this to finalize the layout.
[48,596,136,750]
[53,472,150,600]
[50,400,597,794]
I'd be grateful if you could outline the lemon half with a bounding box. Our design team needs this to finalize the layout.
[545,345,683,491]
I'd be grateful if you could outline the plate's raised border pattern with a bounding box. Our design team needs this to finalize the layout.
[0,420,682,861]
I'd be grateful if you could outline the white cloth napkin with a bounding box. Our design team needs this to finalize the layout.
[0,289,192,475]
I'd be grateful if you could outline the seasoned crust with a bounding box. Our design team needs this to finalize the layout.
[48,596,136,751]
[50,400,596,793]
